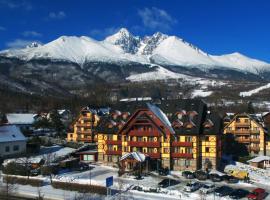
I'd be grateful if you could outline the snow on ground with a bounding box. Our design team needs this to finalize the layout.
[191,89,213,98]
[225,162,270,185]
[240,83,270,97]
[126,66,194,82]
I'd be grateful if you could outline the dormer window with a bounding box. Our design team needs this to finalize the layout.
[203,119,214,128]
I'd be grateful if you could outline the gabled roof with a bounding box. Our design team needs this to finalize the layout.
[147,103,175,134]
[0,125,26,142]
[6,113,35,125]
[120,152,147,162]
[223,113,265,130]
[248,156,270,163]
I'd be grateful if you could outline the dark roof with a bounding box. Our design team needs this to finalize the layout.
[94,99,222,136]
[202,112,223,135]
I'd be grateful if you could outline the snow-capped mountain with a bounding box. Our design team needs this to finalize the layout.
[1,27,270,92]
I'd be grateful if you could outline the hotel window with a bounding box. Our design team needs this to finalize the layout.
[186,147,192,154]
[5,146,10,152]
[108,156,112,162]
[185,160,191,167]
[185,136,192,142]
[205,147,210,153]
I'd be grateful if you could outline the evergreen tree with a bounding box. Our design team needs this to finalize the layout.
[50,109,65,137]
[247,101,255,114]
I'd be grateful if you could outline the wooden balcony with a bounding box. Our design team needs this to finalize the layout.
[171,141,193,147]
[128,141,160,147]
[235,138,251,143]
[77,138,93,143]
[77,130,92,134]
[233,130,251,135]
[250,138,260,143]
[146,152,161,158]
[171,152,193,158]
[235,122,250,127]
[128,130,160,137]
[75,123,92,127]
[106,140,122,145]
[106,150,122,155]
[249,146,260,152]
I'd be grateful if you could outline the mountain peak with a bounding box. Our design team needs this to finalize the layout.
[104,28,140,54]
[26,42,42,48]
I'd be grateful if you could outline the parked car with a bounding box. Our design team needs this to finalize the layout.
[214,186,234,197]
[184,181,202,192]
[199,183,215,194]
[158,179,180,188]
[229,189,250,199]
[209,173,222,182]
[132,186,143,191]
[247,188,267,200]
[30,168,40,176]
[222,175,239,184]
[194,170,208,180]
[182,171,194,179]
[158,167,169,176]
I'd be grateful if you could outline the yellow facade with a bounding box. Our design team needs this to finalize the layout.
[224,114,266,155]
[67,108,99,143]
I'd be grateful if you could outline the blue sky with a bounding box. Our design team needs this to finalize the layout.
[1,0,270,62]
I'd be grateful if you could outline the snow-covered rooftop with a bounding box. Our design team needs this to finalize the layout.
[120,152,147,162]
[6,113,35,125]
[248,156,270,163]
[147,103,175,134]
[0,125,26,142]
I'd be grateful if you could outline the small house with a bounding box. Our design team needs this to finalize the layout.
[0,125,27,157]
[248,156,270,169]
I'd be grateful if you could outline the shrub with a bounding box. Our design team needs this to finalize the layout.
[52,181,107,195]
[3,176,43,187]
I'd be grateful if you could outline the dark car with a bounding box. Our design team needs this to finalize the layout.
[214,186,234,197]
[158,167,169,176]
[222,175,239,184]
[229,189,250,199]
[182,171,195,179]
[158,179,180,188]
[209,173,222,182]
[194,170,208,180]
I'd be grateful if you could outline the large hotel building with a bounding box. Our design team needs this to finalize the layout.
[68,99,223,171]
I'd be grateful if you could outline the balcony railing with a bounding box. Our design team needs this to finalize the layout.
[128,130,160,137]
[233,130,251,135]
[128,141,160,147]
[249,146,260,152]
[171,141,193,147]
[146,152,161,158]
[235,122,250,127]
[106,140,122,145]
[77,137,93,142]
[77,130,92,134]
[106,150,122,155]
[171,152,193,158]
[250,138,260,143]
[75,123,92,127]
[235,138,251,143]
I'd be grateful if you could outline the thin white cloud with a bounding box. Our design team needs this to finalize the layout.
[138,7,177,31]
[90,27,120,38]
[6,39,40,49]
[0,26,6,31]
[22,31,42,37]
[48,11,66,20]
[0,0,32,10]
